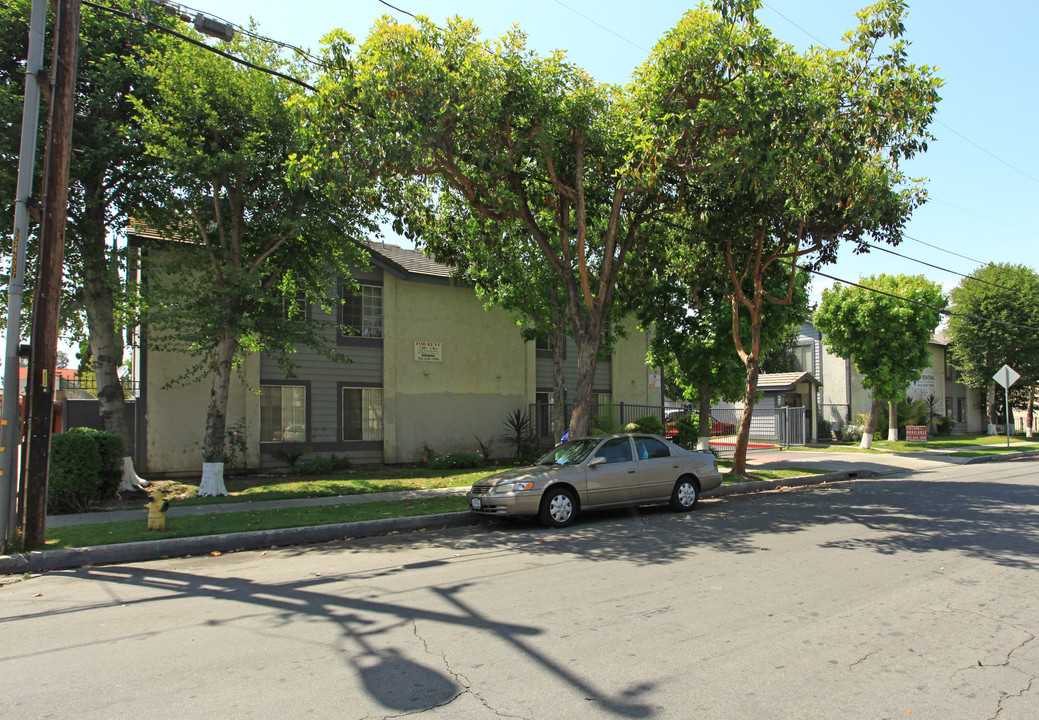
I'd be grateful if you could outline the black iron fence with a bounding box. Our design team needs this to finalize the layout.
[529,402,807,453]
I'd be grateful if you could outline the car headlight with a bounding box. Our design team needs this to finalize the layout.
[491,481,535,494]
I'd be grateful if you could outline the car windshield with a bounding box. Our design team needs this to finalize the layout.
[536,438,601,466]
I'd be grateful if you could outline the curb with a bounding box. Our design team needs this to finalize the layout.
[6,459,1023,575]
[0,511,489,575]
[960,449,1039,464]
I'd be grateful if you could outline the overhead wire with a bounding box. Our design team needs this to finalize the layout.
[82,0,317,90]
[83,0,1038,333]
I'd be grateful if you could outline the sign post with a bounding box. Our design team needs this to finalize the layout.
[992,364,1020,449]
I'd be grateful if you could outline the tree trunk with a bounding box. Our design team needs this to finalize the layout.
[888,399,898,442]
[860,397,882,449]
[731,356,761,475]
[1027,386,1034,439]
[81,221,147,491]
[551,325,566,442]
[198,325,236,497]
[568,334,600,438]
[695,383,712,451]
[987,384,999,432]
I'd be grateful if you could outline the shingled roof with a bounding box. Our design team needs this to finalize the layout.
[756,371,822,391]
[366,242,455,281]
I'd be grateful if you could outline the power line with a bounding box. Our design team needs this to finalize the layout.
[82,0,317,91]
[903,235,988,266]
[808,265,1039,332]
[862,241,1014,291]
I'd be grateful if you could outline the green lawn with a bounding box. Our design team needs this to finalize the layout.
[46,496,469,549]
[718,460,829,484]
[146,467,498,507]
[803,433,1038,454]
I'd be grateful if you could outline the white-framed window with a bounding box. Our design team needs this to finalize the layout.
[260,385,307,442]
[342,386,384,441]
[343,283,383,338]
[795,343,814,373]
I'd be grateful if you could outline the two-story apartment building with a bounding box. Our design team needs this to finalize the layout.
[136,241,661,474]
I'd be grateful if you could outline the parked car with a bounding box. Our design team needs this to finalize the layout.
[466,434,722,528]
[663,413,736,439]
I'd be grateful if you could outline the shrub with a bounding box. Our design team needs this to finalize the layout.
[426,452,482,470]
[291,454,352,475]
[624,414,665,436]
[500,409,535,458]
[48,427,124,513]
[935,415,954,435]
[473,436,495,463]
[273,445,310,467]
[676,414,699,447]
[591,405,622,435]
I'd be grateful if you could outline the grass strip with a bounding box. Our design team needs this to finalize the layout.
[151,470,495,507]
[947,446,1039,458]
[719,463,829,484]
[45,496,469,549]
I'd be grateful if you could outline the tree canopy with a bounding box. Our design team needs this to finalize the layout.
[814,273,946,447]
[135,29,375,494]
[946,263,1039,423]
[633,0,942,470]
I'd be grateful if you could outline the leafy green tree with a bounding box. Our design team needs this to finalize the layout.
[307,16,740,437]
[134,30,374,495]
[630,234,810,446]
[946,263,1039,428]
[1,0,179,489]
[635,0,942,471]
[814,274,946,449]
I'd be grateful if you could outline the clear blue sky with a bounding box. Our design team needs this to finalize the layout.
[188,0,1039,306]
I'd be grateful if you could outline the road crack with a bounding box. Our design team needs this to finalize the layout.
[397,619,529,720]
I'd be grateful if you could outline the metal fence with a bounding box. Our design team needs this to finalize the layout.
[706,407,805,455]
[529,402,806,454]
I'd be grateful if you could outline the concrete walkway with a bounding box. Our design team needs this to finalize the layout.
[4,445,1038,575]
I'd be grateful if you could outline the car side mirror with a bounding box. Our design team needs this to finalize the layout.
[588,456,605,468]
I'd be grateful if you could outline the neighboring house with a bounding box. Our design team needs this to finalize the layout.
[135,240,662,475]
[810,321,984,434]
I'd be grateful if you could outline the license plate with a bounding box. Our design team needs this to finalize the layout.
[471,498,482,510]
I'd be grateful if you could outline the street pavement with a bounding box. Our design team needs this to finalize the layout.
[1,456,1037,719]
[2,445,1037,574]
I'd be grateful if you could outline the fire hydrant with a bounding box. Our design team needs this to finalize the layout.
[145,489,169,531]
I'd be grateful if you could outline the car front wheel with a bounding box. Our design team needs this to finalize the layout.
[539,487,577,528]
[670,476,699,512]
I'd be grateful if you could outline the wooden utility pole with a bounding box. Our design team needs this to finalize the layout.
[22,0,82,548]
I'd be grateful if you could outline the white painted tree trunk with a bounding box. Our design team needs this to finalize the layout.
[117,456,149,492]
[198,462,228,497]
[888,400,899,442]
[859,398,881,450]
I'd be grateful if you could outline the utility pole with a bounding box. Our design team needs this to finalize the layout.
[22,0,82,549]
[1,0,47,549]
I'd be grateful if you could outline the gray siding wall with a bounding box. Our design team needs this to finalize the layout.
[534,337,612,393]
[259,271,385,466]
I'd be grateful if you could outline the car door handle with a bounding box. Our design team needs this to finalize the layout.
[628,470,636,474]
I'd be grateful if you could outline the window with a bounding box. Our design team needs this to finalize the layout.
[342,284,383,338]
[634,436,671,460]
[342,387,383,441]
[795,344,814,373]
[260,385,306,442]
[594,436,632,464]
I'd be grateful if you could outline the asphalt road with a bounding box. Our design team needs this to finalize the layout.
[2,458,1037,719]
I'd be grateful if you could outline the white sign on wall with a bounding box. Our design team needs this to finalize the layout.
[648,372,661,389]
[414,341,442,362]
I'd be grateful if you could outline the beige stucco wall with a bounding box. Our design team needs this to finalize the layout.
[610,316,659,406]
[384,275,530,462]
[144,349,260,476]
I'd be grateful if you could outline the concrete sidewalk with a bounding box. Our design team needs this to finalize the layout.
[4,446,1038,575]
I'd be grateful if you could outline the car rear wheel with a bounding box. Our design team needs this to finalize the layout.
[670,476,699,512]
[539,487,576,528]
